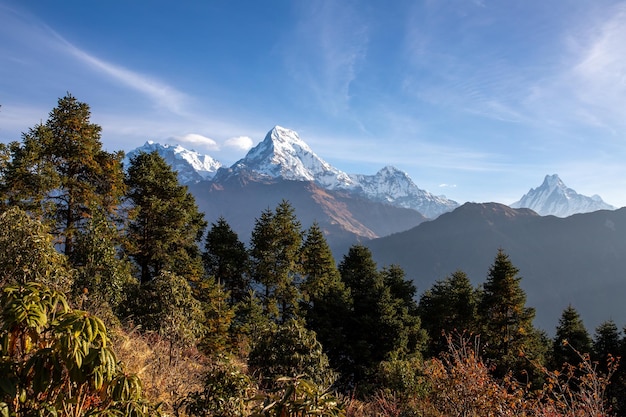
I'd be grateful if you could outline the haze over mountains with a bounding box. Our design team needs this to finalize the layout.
[125,126,624,332]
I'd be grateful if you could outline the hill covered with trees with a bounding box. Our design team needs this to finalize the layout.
[0,94,624,416]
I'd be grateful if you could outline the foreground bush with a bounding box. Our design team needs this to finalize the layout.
[0,282,158,416]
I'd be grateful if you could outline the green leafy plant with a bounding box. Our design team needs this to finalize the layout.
[251,376,345,417]
[0,282,158,416]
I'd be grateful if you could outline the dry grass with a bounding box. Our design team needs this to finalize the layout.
[112,325,208,416]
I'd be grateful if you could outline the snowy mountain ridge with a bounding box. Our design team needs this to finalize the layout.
[213,126,458,218]
[510,174,615,217]
[124,141,222,184]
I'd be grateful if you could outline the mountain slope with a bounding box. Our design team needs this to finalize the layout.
[511,174,615,217]
[368,202,626,332]
[190,177,427,256]
[124,141,222,183]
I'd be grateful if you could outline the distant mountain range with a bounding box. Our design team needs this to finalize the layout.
[213,126,459,218]
[125,127,615,221]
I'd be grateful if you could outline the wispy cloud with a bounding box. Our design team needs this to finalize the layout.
[567,3,626,131]
[282,1,369,116]
[49,32,189,115]
[0,4,189,116]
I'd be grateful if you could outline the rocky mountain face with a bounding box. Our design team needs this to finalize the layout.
[511,174,615,217]
[368,202,626,332]
[124,141,222,183]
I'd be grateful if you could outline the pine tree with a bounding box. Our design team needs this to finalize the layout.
[552,305,593,369]
[338,245,426,393]
[249,200,303,323]
[203,216,250,304]
[300,222,351,368]
[418,270,480,357]
[300,222,342,300]
[125,151,207,283]
[1,94,126,256]
[478,249,541,379]
[593,320,621,370]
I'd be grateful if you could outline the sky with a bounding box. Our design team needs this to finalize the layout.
[2,1,626,207]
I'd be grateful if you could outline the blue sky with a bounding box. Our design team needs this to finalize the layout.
[2,1,626,207]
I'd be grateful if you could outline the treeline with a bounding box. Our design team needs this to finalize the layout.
[0,94,624,416]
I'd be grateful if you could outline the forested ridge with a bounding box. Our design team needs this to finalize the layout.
[1,94,625,416]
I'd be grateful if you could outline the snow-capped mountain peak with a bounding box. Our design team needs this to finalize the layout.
[124,141,222,183]
[218,126,355,188]
[511,174,614,217]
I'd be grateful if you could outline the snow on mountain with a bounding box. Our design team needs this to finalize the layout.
[349,166,459,218]
[213,126,457,218]
[213,126,355,188]
[510,174,615,217]
[124,141,222,184]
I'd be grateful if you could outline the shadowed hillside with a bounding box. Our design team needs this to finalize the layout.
[369,202,626,332]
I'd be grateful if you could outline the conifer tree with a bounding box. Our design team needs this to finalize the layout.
[300,222,343,300]
[1,94,126,256]
[125,151,207,283]
[300,222,351,366]
[552,305,593,369]
[203,216,250,304]
[478,249,541,379]
[592,319,623,411]
[249,200,303,323]
[593,320,621,370]
[418,270,480,356]
[338,245,425,392]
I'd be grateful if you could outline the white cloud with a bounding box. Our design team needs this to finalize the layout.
[439,183,457,188]
[224,136,253,151]
[171,133,219,151]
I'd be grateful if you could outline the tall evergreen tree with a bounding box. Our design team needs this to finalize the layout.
[478,249,542,379]
[300,222,351,368]
[1,94,126,256]
[203,216,250,304]
[249,200,303,323]
[125,151,207,283]
[593,320,621,370]
[300,222,343,301]
[338,245,426,393]
[418,270,480,357]
[552,305,593,369]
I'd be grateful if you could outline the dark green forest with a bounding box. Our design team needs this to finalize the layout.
[1,94,625,416]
